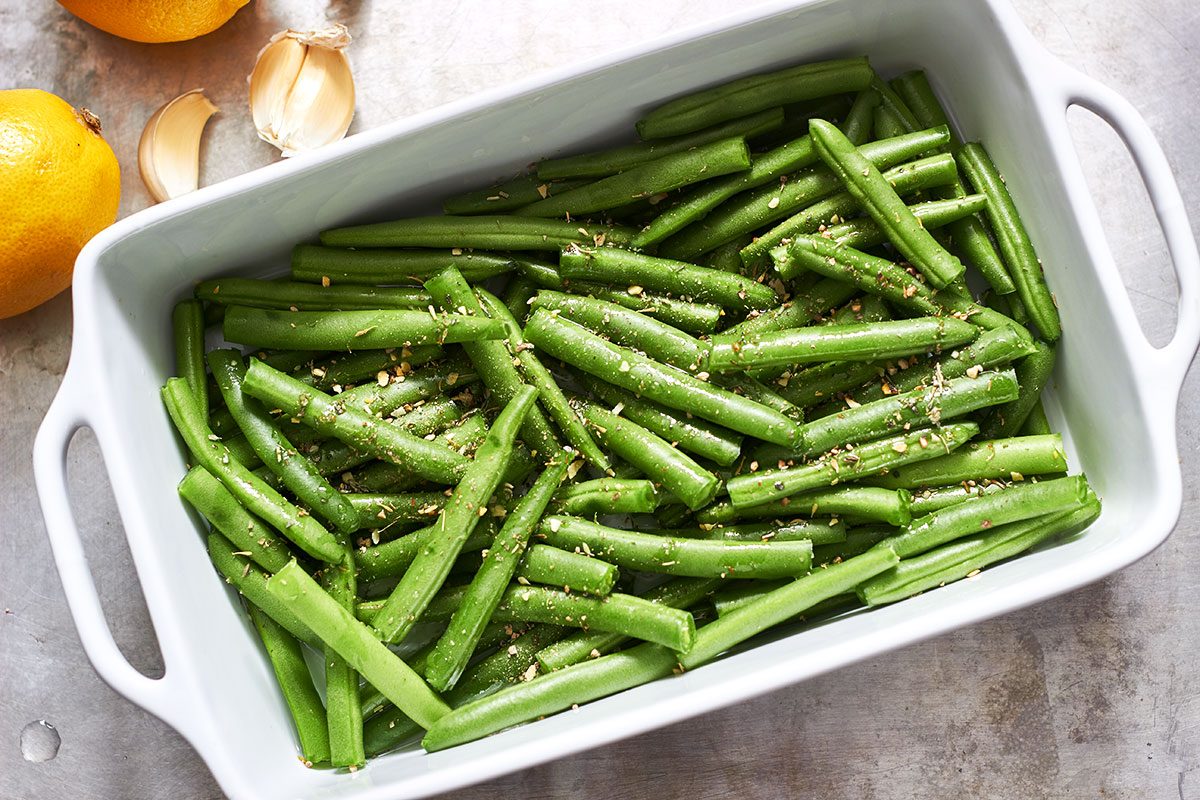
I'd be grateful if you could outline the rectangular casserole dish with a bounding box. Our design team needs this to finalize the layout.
[34,0,1199,797]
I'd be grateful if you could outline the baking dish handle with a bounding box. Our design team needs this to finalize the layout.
[1048,66,1200,399]
[33,374,186,726]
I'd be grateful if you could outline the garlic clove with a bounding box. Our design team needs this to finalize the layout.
[249,24,355,157]
[139,90,218,203]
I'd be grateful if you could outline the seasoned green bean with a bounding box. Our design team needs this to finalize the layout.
[172,299,207,413]
[579,401,721,510]
[819,194,988,249]
[179,467,292,572]
[291,245,524,285]
[957,142,1060,340]
[443,174,591,214]
[208,349,359,534]
[979,342,1056,439]
[197,278,430,310]
[246,605,330,766]
[810,118,963,287]
[549,478,661,516]
[321,554,365,768]
[560,246,777,314]
[162,378,343,562]
[525,309,803,447]
[372,387,537,645]
[475,288,609,471]
[240,359,469,485]
[705,316,979,373]
[207,534,318,648]
[723,278,857,339]
[539,108,783,179]
[531,290,711,372]
[589,382,744,467]
[866,434,1067,489]
[518,138,752,219]
[636,57,873,139]
[538,515,813,579]
[422,460,569,691]
[726,422,978,509]
[1020,399,1053,436]
[696,486,912,527]
[320,216,634,251]
[519,544,619,596]
[266,561,450,730]
[223,306,503,351]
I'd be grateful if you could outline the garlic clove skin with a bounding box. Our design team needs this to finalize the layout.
[139,90,219,204]
[249,24,355,157]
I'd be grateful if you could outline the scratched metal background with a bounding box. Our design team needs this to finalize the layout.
[1,0,1197,797]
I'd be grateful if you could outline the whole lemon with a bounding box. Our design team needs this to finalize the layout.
[58,0,250,44]
[0,89,120,319]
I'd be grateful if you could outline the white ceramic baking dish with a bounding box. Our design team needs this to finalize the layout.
[33,0,1198,797]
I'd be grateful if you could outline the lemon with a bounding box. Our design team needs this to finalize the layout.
[0,89,120,319]
[58,0,250,44]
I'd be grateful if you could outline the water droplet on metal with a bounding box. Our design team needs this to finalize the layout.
[20,720,60,762]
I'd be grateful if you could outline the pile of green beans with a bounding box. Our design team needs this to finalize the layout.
[160,57,1094,765]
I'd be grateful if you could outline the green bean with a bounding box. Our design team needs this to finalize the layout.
[539,108,783,179]
[493,584,695,652]
[323,215,637,250]
[820,194,988,249]
[724,278,858,339]
[549,478,661,516]
[872,105,907,139]
[573,285,724,336]
[372,387,538,645]
[776,359,885,411]
[711,373,804,422]
[809,118,963,287]
[207,534,318,648]
[163,378,343,562]
[870,74,921,132]
[703,237,752,274]
[535,578,719,672]
[866,433,1066,489]
[531,290,710,372]
[907,482,1010,516]
[475,287,609,471]
[525,309,803,447]
[196,278,430,311]
[726,422,978,509]
[826,294,892,326]
[291,245,523,285]
[300,346,439,392]
[859,495,1099,605]
[679,544,897,667]
[172,299,207,414]
[502,275,537,322]
[706,316,979,373]
[632,126,835,248]
[320,554,365,768]
[240,360,468,485]
[797,370,1019,456]
[636,57,873,139]
[842,325,1036,410]
[812,525,898,565]
[424,267,562,460]
[841,87,882,145]
[222,306,503,351]
[1020,399,1052,436]
[667,519,845,545]
[697,486,912,527]
[880,475,1089,559]
[354,523,494,583]
[980,342,1056,438]
[772,235,1031,340]
[207,349,360,534]
[538,515,812,579]
[559,247,778,315]
[345,491,448,531]
[266,561,449,729]
[752,94,853,149]
[888,70,1016,296]
[346,411,486,495]
[421,461,568,691]
[443,174,591,214]
[579,401,721,510]
[662,130,953,261]
[519,138,753,219]
[711,585,858,621]
[178,467,292,572]
[519,545,618,596]
[246,605,330,766]
[365,624,566,756]
[956,143,1060,340]
[588,382,744,467]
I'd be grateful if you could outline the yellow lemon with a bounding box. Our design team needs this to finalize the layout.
[58,0,250,44]
[0,89,120,319]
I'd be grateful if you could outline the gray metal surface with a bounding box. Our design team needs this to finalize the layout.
[1,1,1196,798]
